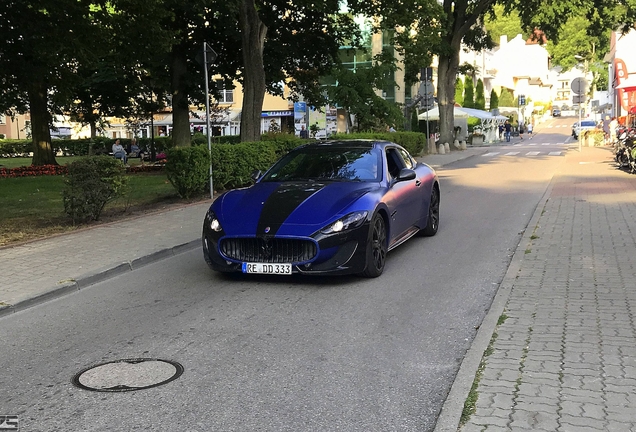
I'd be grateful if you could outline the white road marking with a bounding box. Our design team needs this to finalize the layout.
[526,151,541,156]
[505,152,520,155]
[541,143,550,146]
[549,151,562,156]
[482,152,500,157]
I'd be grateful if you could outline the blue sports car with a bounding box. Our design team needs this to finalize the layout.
[202,140,440,277]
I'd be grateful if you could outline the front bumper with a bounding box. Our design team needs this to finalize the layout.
[202,221,371,276]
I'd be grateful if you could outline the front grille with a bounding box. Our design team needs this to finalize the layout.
[220,237,317,264]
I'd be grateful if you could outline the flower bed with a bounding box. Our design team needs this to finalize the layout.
[127,164,165,173]
[0,164,69,178]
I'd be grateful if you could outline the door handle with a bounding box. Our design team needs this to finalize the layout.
[415,180,421,187]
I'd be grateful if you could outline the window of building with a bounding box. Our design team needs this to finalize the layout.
[0,114,5,125]
[214,80,234,103]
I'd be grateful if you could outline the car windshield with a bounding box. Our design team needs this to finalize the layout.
[261,146,382,182]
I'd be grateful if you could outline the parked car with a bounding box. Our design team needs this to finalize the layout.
[202,140,440,277]
[572,120,597,139]
[552,108,562,117]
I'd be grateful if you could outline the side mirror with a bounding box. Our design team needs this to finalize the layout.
[250,169,262,182]
[396,168,416,182]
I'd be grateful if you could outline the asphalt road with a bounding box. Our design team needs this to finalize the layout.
[1,123,574,432]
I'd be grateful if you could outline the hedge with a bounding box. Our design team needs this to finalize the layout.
[1,131,431,193]
[330,131,428,157]
[0,133,277,158]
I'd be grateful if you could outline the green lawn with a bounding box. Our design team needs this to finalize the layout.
[0,156,145,169]
[0,172,178,245]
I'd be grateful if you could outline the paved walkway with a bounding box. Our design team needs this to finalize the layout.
[436,145,636,431]
[0,146,487,317]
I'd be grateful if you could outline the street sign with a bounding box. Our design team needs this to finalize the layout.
[420,67,433,81]
[419,95,435,110]
[571,77,587,95]
[196,43,218,71]
[573,94,585,104]
[419,81,434,97]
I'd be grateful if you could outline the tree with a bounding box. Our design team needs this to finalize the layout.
[475,79,486,110]
[454,78,464,107]
[328,51,405,132]
[463,76,475,108]
[434,0,636,146]
[484,5,525,44]
[212,0,363,142]
[65,0,174,139]
[499,88,514,107]
[0,0,102,165]
[489,89,499,109]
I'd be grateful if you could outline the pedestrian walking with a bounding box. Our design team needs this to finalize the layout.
[519,123,524,140]
[498,124,504,140]
[527,123,533,139]
[504,120,512,142]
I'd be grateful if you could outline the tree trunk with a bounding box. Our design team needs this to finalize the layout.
[90,121,97,139]
[171,45,191,147]
[29,82,57,166]
[239,0,267,142]
[437,42,461,147]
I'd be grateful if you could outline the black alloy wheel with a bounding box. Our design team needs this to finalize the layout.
[421,186,439,237]
[362,214,387,277]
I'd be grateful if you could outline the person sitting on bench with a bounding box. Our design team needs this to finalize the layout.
[112,139,128,164]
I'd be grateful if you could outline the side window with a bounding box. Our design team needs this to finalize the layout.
[398,148,414,169]
[385,148,406,179]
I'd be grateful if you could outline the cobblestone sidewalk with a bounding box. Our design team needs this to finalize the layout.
[459,147,636,432]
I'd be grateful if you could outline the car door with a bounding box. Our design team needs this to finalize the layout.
[383,147,420,244]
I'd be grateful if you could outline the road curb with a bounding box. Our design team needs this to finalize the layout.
[432,164,557,431]
[0,239,200,319]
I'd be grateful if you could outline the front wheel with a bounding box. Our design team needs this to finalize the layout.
[361,214,387,278]
[420,186,440,237]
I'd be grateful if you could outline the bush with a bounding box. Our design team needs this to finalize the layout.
[63,156,128,223]
[165,146,211,198]
[582,129,605,146]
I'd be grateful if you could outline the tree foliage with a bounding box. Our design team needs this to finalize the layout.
[328,50,405,132]
[499,88,514,107]
[454,78,464,106]
[463,77,475,108]
[475,79,486,110]
[489,89,499,109]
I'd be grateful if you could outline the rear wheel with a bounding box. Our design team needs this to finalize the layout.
[421,186,440,237]
[361,214,387,278]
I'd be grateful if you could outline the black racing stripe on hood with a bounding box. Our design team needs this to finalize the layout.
[257,182,325,236]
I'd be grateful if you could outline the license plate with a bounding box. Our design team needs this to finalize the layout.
[242,263,292,275]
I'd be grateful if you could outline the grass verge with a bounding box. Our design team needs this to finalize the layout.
[0,172,183,246]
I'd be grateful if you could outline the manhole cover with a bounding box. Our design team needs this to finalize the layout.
[72,358,184,392]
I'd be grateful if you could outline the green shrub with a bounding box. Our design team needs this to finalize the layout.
[330,131,427,156]
[63,156,128,223]
[165,146,211,198]
[582,129,605,146]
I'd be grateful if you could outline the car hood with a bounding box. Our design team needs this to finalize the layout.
[213,181,376,236]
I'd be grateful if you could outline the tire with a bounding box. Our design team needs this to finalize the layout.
[361,213,387,278]
[420,186,440,237]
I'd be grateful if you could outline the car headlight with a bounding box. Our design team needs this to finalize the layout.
[320,211,368,234]
[206,210,223,232]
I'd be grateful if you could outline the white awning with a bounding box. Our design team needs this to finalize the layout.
[418,106,470,121]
